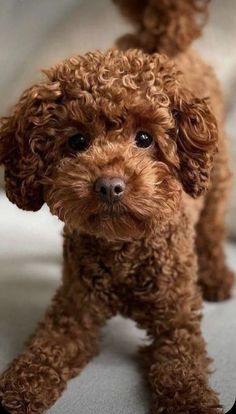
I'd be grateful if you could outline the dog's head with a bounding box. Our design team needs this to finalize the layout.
[0,50,217,241]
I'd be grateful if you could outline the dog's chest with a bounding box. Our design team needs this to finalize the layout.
[89,239,163,299]
[68,233,166,305]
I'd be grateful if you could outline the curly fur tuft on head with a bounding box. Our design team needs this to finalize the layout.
[113,0,210,56]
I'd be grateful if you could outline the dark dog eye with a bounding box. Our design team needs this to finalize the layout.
[135,131,153,148]
[68,133,89,152]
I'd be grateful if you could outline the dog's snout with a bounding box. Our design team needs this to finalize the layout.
[94,177,125,202]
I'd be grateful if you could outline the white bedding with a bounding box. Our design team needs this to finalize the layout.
[0,192,235,413]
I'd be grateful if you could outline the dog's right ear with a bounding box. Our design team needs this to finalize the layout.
[170,88,218,198]
[0,81,62,211]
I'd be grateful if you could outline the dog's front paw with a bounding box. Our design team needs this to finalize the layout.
[0,379,25,414]
[151,399,223,414]
[200,264,234,302]
[150,378,223,414]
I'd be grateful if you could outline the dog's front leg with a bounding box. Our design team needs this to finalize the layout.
[142,326,222,413]
[135,249,223,414]
[0,284,108,414]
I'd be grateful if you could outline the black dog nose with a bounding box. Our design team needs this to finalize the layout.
[94,177,125,202]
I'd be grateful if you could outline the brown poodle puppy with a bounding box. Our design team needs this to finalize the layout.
[0,1,234,413]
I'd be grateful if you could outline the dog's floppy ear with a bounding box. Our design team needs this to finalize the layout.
[170,88,218,198]
[0,81,62,211]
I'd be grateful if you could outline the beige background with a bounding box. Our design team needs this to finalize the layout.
[0,0,235,235]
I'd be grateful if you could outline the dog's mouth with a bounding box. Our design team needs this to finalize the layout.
[89,210,124,221]
[87,203,130,225]
[84,204,149,241]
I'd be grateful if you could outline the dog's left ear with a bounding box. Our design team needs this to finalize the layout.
[170,88,218,198]
[0,80,62,211]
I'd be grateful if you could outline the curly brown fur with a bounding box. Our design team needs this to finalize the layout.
[0,24,234,414]
[113,0,209,56]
